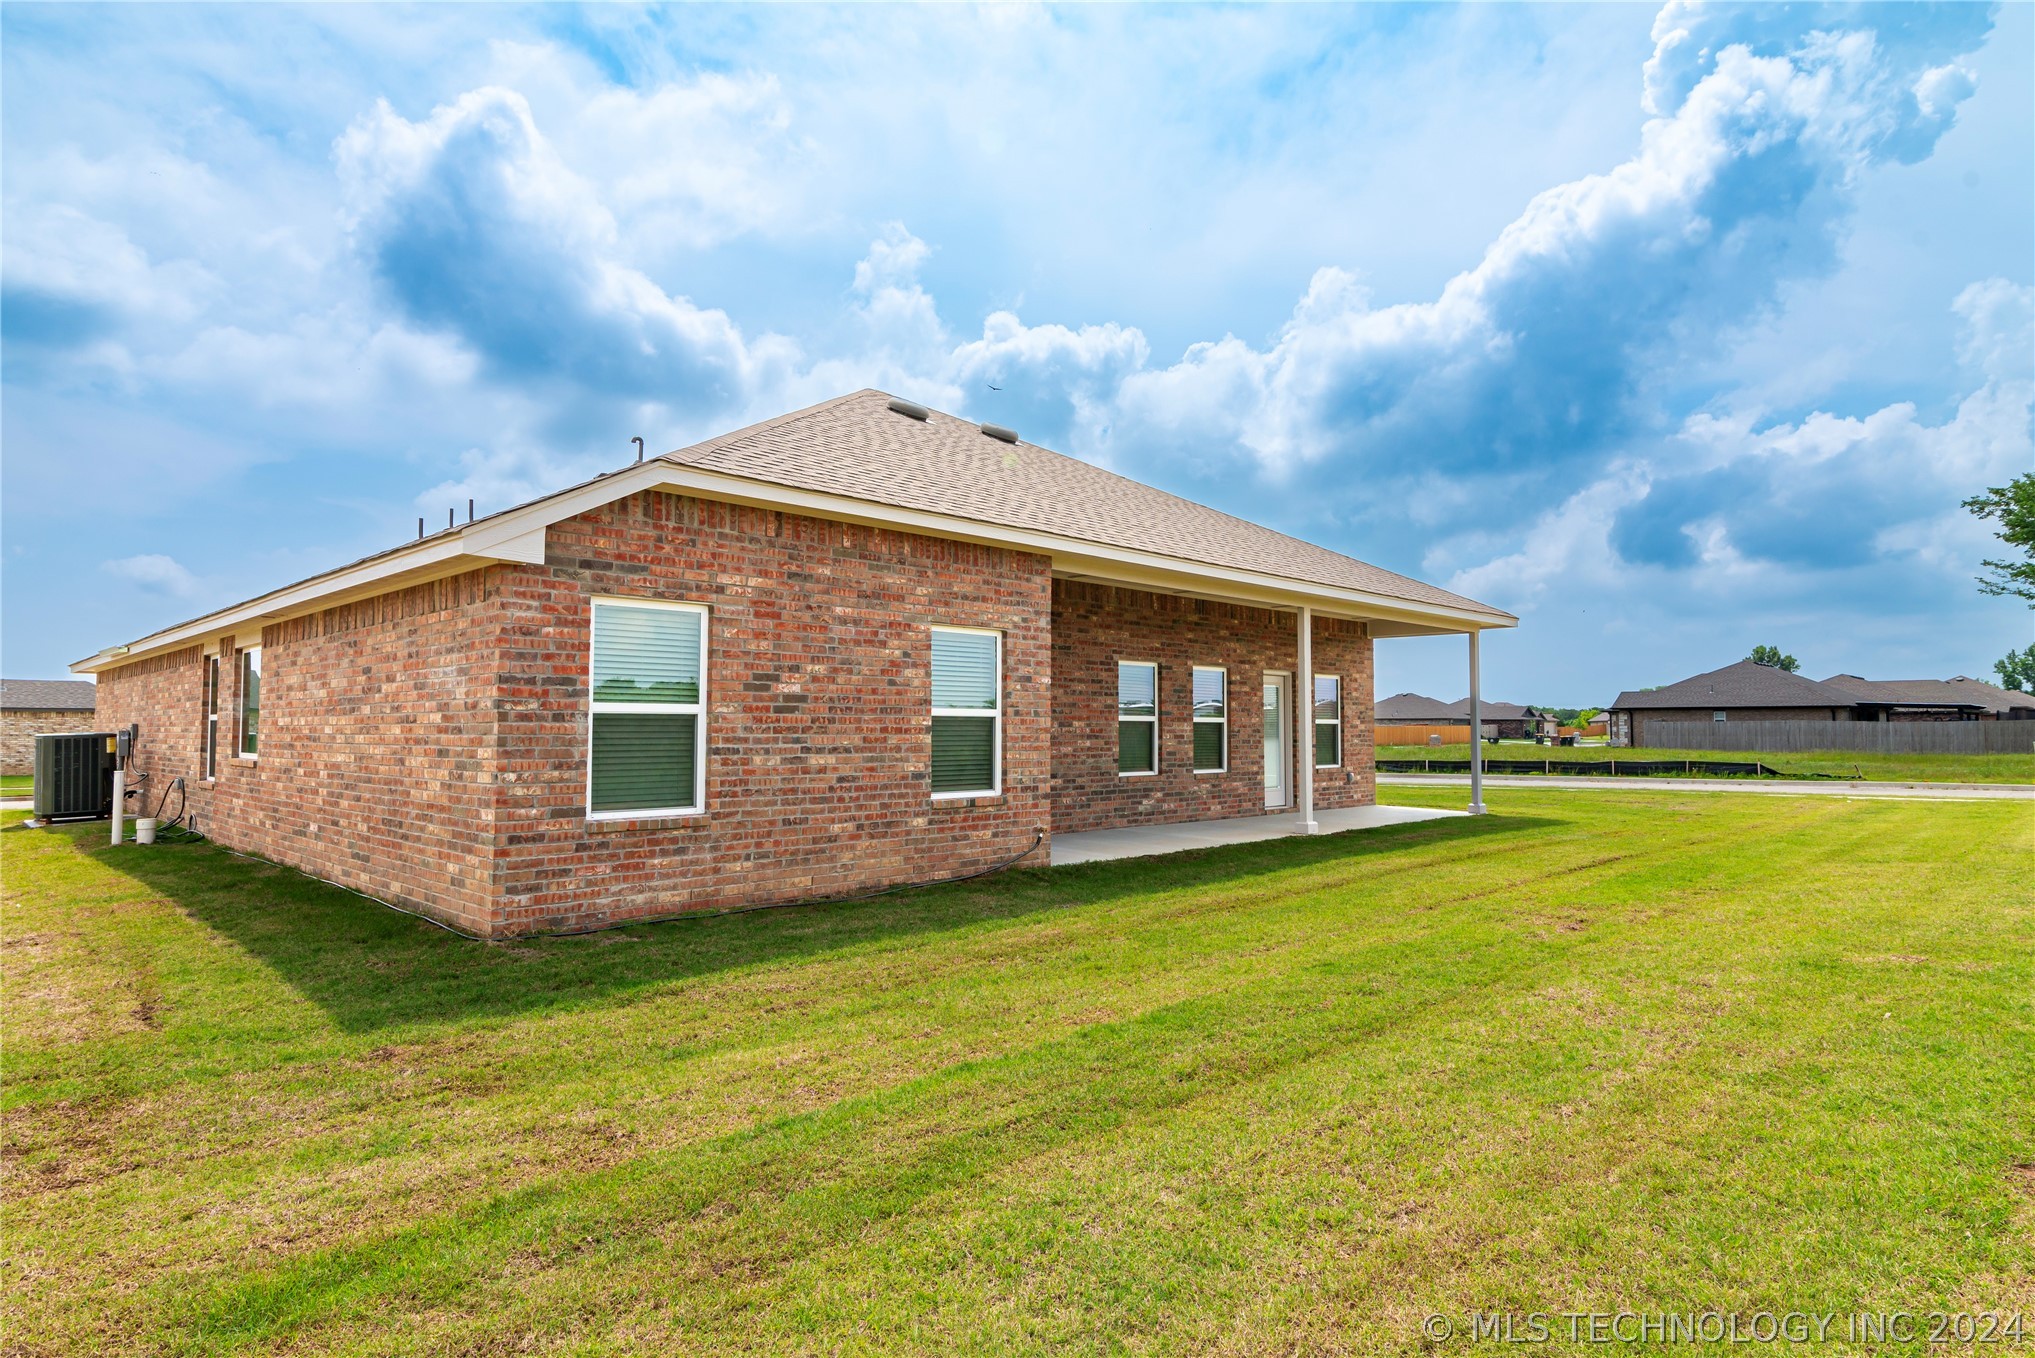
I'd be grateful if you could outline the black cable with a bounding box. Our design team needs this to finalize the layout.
[152,779,188,831]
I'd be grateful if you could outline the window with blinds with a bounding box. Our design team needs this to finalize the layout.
[1117,660,1158,775]
[931,627,1000,796]
[1192,666,1227,772]
[1314,674,1342,768]
[587,599,707,817]
[238,647,261,757]
[203,654,220,779]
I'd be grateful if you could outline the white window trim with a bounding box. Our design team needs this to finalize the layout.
[930,625,1003,800]
[203,653,220,781]
[1192,664,1228,774]
[237,646,262,761]
[1116,658,1159,777]
[1713,710,1727,722]
[585,596,709,822]
[1313,672,1342,770]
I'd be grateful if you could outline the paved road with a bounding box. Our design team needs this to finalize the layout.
[1379,773,2032,801]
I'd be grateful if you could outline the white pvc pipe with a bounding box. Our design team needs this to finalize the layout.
[1468,630,1486,815]
[110,766,125,845]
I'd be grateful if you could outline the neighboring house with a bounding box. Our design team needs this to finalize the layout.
[1376,693,1549,740]
[78,391,1515,938]
[1375,692,1462,725]
[1605,661,1856,747]
[1820,674,2035,721]
[1,679,98,776]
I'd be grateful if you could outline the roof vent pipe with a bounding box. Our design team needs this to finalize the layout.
[886,398,930,421]
[979,423,1018,444]
[631,436,645,463]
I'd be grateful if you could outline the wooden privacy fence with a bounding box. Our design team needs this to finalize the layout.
[1375,723,1471,746]
[1647,720,2035,754]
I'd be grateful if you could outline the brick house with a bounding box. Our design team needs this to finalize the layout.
[1375,693,1549,740]
[1374,692,1462,726]
[1,679,99,776]
[77,391,1513,937]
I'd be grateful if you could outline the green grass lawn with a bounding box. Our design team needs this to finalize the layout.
[1376,743,2035,786]
[0,774,31,795]
[3,791,2030,1355]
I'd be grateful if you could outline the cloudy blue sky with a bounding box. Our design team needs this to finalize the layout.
[3,2,2030,703]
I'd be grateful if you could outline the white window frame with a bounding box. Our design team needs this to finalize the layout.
[1191,665,1228,774]
[930,625,1003,800]
[237,646,262,760]
[202,653,220,780]
[1713,710,1727,723]
[1117,658,1159,777]
[1313,672,1342,770]
[585,596,709,822]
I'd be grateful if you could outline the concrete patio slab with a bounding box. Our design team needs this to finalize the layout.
[1050,803,1467,866]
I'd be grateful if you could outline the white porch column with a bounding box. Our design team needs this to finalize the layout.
[1468,629,1487,815]
[1296,605,1320,833]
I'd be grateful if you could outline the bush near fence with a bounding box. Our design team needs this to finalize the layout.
[1646,720,2035,755]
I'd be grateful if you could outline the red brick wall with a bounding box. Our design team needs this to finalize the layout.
[484,491,1054,935]
[93,490,1391,938]
[94,571,507,935]
[1049,580,1372,835]
[92,645,214,828]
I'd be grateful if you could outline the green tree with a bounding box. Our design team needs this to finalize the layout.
[1964,473,2035,603]
[1995,644,2035,693]
[1748,645,1799,672]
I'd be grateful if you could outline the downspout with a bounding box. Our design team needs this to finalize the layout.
[1297,605,1319,833]
[1468,629,1487,815]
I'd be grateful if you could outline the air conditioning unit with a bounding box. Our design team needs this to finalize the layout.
[32,732,117,821]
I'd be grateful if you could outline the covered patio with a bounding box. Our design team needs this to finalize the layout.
[1049,803,1466,866]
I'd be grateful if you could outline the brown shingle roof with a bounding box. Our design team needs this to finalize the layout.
[663,390,1509,619]
[1444,698,1542,721]
[1375,692,1462,721]
[1,679,97,711]
[1609,660,1858,711]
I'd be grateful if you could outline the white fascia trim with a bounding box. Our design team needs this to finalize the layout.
[71,519,556,674]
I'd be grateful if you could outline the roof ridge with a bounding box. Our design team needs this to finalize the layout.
[671,389,1501,617]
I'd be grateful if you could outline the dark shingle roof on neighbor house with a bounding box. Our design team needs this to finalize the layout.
[1375,692,1464,722]
[665,391,1509,619]
[1375,693,1541,722]
[1446,698,1541,721]
[1821,674,2033,714]
[1,679,97,711]
[1609,660,1859,711]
